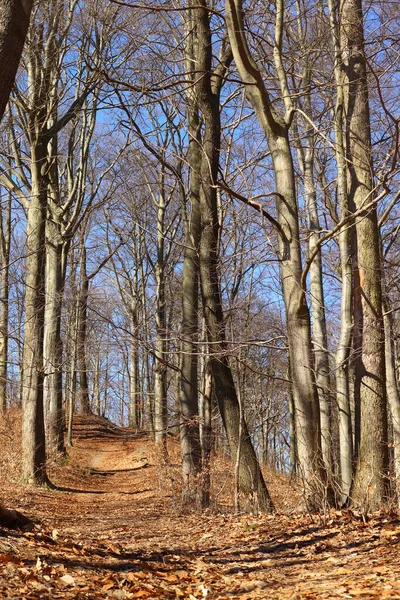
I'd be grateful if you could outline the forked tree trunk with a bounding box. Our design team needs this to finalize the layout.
[340,0,388,511]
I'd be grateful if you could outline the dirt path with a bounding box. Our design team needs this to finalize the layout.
[1,415,400,599]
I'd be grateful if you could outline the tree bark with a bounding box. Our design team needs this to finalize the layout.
[340,0,389,511]
[328,0,354,504]
[195,0,273,513]
[21,139,48,484]
[0,0,33,120]
[179,8,204,507]
[0,187,11,411]
[225,0,326,502]
[77,240,91,415]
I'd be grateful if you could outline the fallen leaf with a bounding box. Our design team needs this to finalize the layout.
[59,574,76,586]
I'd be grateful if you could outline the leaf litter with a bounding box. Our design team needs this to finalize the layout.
[0,414,400,598]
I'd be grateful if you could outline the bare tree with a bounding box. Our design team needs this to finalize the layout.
[225,0,327,502]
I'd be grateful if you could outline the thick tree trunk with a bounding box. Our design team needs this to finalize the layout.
[341,0,388,511]
[0,0,33,120]
[195,1,273,513]
[271,133,324,488]
[179,14,204,506]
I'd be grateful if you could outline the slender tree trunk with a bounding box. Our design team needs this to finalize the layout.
[340,0,388,511]
[44,230,65,454]
[0,188,11,411]
[295,12,332,475]
[328,0,354,506]
[383,297,400,504]
[128,304,140,429]
[21,141,48,484]
[226,0,327,503]
[77,241,91,415]
[154,193,168,455]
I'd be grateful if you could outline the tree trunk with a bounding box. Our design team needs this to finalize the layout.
[195,0,273,513]
[153,192,168,455]
[179,10,204,507]
[327,0,354,503]
[21,140,48,484]
[77,240,91,415]
[225,0,326,503]
[44,227,65,454]
[340,0,388,511]
[383,297,400,505]
[128,304,140,429]
[0,187,11,411]
[0,0,33,120]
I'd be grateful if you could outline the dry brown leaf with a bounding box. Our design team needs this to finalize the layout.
[0,553,20,564]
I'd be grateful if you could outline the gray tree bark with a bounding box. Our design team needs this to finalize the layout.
[22,137,48,484]
[225,0,326,501]
[0,187,11,411]
[340,0,389,511]
[195,0,273,513]
[179,7,204,508]
[328,0,354,504]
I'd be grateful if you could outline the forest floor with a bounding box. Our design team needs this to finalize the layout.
[0,414,400,599]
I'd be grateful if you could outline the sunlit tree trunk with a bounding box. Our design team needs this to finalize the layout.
[340,0,388,511]
[77,239,91,415]
[195,0,273,512]
[153,187,168,454]
[226,0,326,502]
[0,187,11,411]
[22,138,47,484]
[328,0,354,504]
[179,7,204,507]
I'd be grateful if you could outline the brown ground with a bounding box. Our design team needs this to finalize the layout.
[1,414,400,599]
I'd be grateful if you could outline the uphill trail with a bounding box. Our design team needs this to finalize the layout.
[1,415,400,599]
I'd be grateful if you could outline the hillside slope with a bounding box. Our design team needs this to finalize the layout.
[0,415,399,598]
